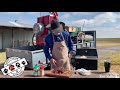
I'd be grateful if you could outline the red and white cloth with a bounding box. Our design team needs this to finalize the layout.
[49,12,58,17]
[49,12,58,20]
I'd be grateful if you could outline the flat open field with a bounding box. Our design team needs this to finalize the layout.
[96,38,120,74]
[97,38,120,47]
[0,38,120,74]
[0,52,6,63]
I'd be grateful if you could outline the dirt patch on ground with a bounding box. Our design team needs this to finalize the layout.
[97,46,120,74]
[97,46,120,60]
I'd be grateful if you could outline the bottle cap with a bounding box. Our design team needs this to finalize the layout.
[40,66,44,70]
[34,64,39,69]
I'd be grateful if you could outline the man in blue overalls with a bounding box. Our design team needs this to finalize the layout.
[44,20,74,71]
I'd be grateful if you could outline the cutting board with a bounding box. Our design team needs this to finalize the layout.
[45,71,72,78]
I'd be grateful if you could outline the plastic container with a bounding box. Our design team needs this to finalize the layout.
[104,60,111,72]
[39,66,45,77]
[33,64,39,76]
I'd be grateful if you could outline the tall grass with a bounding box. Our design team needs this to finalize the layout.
[97,38,120,47]
[0,52,6,63]
[98,52,120,74]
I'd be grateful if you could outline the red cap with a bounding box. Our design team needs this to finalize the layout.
[40,66,44,70]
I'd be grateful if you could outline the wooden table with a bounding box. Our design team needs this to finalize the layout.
[0,70,119,78]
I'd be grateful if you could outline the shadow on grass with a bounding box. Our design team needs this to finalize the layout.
[24,74,36,77]
[92,71,106,74]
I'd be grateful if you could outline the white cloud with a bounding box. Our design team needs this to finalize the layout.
[59,12,95,20]
[59,13,71,19]
[80,26,120,38]
[82,26,120,38]
[115,25,120,30]
[96,29,120,38]
[72,19,92,26]
[64,12,120,38]
[93,12,119,24]
[69,12,120,27]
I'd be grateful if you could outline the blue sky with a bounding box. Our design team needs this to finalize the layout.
[0,12,120,38]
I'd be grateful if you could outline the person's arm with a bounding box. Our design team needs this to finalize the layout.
[44,37,57,65]
[43,38,52,61]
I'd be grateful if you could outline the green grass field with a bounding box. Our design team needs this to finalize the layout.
[97,38,120,47]
[0,38,120,74]
[96,38,120,74]
[0,52,6,63]
[98,52,120,74]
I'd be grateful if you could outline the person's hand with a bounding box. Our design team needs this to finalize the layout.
[50,58,57,65]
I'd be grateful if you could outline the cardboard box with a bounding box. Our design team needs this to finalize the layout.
[65,26,76,32]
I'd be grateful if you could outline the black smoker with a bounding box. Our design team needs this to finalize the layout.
[72,47,98,70]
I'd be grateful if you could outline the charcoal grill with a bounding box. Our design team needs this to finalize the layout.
[71,47,98,70]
